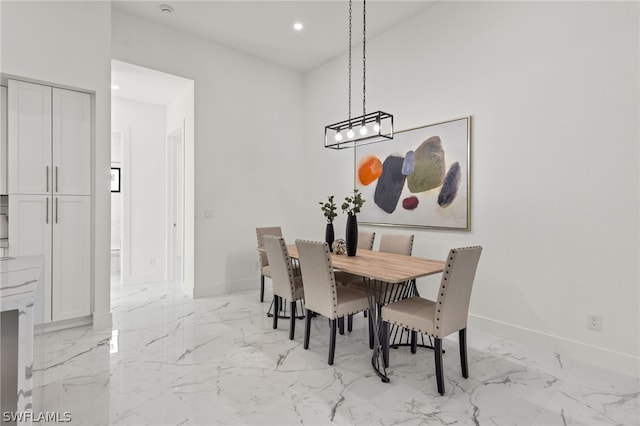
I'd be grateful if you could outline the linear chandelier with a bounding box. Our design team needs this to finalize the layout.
[324,0,394,150]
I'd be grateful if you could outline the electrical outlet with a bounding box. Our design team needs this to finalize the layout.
[587,313,602,331]
[204,210,214,219]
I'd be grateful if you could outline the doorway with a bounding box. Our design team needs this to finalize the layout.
[110,59,194,295]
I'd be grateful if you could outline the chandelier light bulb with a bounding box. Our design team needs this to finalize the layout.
[359,125,368,136]
[335,132,343,142]
[373,121,380,132]
[347,128,354,138]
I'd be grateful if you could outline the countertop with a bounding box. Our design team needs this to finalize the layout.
[0,255,43,310]
[0,255,42,425]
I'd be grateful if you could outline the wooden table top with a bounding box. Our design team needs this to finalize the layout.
[286,245,445,284]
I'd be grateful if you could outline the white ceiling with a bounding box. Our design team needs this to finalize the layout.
[112,1,435,73]
[111,59,193,105]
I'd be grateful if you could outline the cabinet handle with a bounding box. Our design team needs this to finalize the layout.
[46,166,49,192]
[45,198,49,224]
[55,166,59,193]
[55,197,59,224]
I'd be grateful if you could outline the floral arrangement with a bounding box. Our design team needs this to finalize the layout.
[319,195,338,223]
[341,189,365,216]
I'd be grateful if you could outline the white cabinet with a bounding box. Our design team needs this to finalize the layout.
[52,88,91,195]
[1,86,7,194]
[51,196,91,321]
[7,79,92,326]
[8,81,52,195]
[8,80,90,196]
[8,194,90,323]
[7,195,53,323]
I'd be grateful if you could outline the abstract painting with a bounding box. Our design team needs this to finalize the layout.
[355,116,470,230]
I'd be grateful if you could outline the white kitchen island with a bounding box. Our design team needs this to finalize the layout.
[1,255,42,426]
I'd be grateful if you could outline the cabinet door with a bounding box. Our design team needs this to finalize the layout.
[1,86,7,194]
[8,80,52,195]
[52,89,91,195]
[8,194,53,324]
[51,196,90,321]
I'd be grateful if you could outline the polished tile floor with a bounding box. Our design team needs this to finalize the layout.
[32,279,639,425]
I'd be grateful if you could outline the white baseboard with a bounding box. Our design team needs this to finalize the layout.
[193,277,255,298]
[469,313,640,378]
[92,311,113,330]
[35,315,92,334]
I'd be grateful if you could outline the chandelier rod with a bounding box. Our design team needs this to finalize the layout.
[362,0,366,120]
[348,0,352,128]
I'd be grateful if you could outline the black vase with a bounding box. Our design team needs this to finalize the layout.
[346,215,358,257]
[325,222,335,252]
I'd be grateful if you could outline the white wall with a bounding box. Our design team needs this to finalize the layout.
[111,8,306,297]
[304,1,640,376]
[112,97,167,284]
[0,1,112,329]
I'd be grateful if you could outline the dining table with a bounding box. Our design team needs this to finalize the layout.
[286,244,445,383]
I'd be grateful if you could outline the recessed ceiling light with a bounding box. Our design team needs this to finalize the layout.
[111,84,120,90]
[293,22,303,31]
[159,4,174,14]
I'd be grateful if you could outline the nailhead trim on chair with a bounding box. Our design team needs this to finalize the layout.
[297,239,368,319]
[279,237,299,298]
[384,246,482,339]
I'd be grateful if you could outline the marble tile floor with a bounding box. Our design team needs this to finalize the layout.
[32,280,639,425]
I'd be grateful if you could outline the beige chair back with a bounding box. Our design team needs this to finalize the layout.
[295,240,338,319]
[358,231,376,250]
[256,226,282,269]
[379,234,414,256]
[263,235,297,301]
[434,246,483,337]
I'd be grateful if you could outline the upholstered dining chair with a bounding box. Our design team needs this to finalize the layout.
[343,233,415,348]
[294,239,370,365]
[381,246,483,395]
[262,235,305,340]
[256,226,282,302]
[379,233,414,256]
[358,231,376,250]
[343,233,415,297]
[334,231,377,287]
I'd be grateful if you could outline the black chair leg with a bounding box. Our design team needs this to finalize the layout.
[328,319,337,365]
[289,301,296,340]
[434,337,444,395]
[382,321,389,368]
[411,330,417,354]
[459,328,468,378]
[338,317,345,335]
[260,275,265,302]
[347,315,353,332]
[304,308,312,349]
[368,311,374,349]
[272,296,279,329]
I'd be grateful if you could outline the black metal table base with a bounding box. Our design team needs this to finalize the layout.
[265,260,305,320]
[367,278,442,382]
[266,299,305,319]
